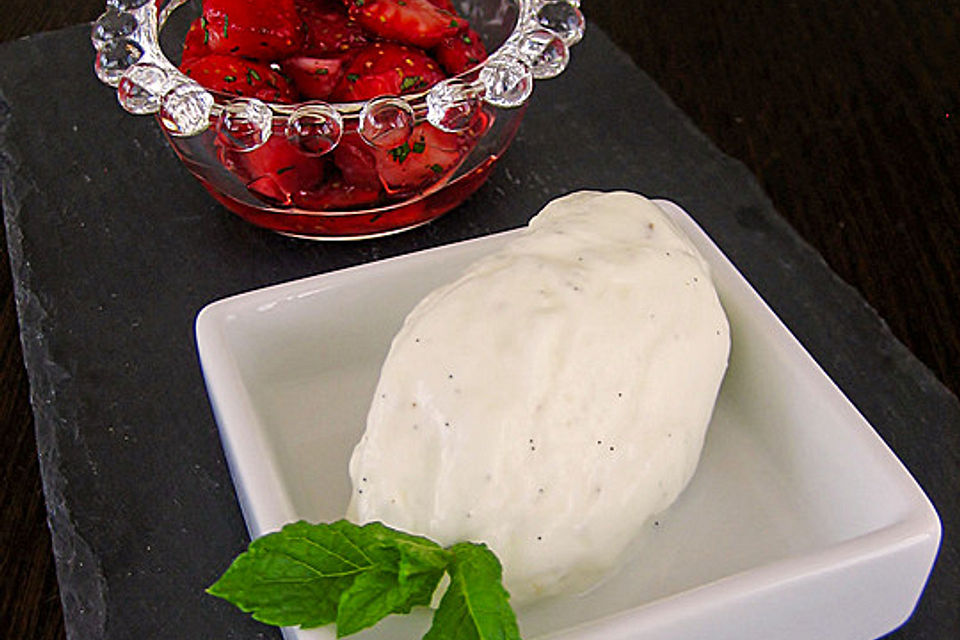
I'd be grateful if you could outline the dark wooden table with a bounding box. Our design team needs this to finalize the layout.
[2,1,957,638]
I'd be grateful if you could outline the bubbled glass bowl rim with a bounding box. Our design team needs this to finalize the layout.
[93,0,583,235]
[94,0,585,136]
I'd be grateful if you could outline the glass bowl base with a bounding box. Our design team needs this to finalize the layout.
[199,154,502,240]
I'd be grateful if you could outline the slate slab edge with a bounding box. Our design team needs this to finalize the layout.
[1,22,957,639]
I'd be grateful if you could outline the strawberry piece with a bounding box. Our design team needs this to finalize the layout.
[280,54,350,100]
[331,41,446,101]
[347,0,464,49]
[180,18,211,66]
[433,27,487,75]
[333,132,381,188]
[220,136,327,204]
[425,0,457,12]
[373,123,468,193]
[297,0,368,56]
[181,54,299,103]
[203,0,304,62]
[294,180,383,210]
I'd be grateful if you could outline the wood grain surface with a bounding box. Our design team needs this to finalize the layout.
[2,1,957,638]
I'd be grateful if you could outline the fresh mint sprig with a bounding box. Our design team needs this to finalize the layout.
[207,520,521,639]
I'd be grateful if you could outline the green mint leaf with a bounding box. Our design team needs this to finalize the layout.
[424,542,520,640]
[337,562,446,637]
[390,142,411,163]
[348,521,452,577]
[400,75,422,91]
[206,520,374,628]
[393,541,449,607]
[337,566,404,636]
[336,522,451,635]
[208,520,453,635]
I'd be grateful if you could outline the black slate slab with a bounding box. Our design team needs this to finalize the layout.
[1,21,957,640]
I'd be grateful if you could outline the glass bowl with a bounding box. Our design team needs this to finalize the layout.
[91,0,585,239]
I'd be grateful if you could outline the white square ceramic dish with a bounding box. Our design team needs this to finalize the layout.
[195,199,940,640]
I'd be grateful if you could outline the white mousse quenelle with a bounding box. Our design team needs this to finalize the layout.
[348,191,730,604]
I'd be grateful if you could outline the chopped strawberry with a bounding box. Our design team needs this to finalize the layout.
[180,54,299,103]
[433,27,487,75]
[373,123,469,193]
[331,41,445,101]
[294,180,383,210]
[180,18,211,66]
[184,0,491,213]
[347,0,464,49]
[220,136,327,204]
[425,0,457,12]
[297,0,368,56]
[203,0,304,62]
[333,132,381,188]
[280,54,350,100]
